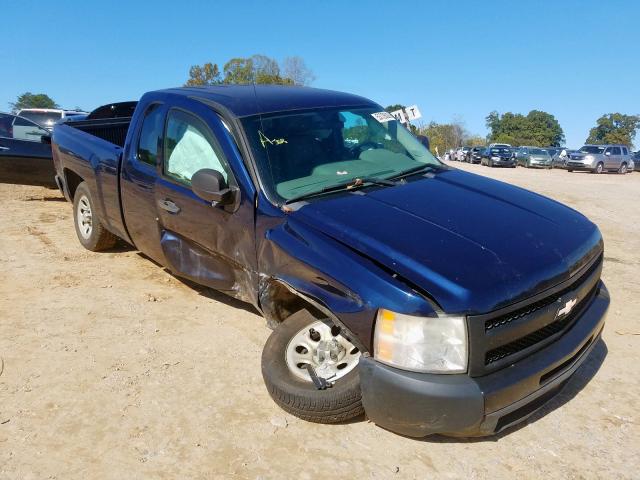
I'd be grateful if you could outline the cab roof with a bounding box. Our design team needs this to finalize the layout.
[156,85,378,118]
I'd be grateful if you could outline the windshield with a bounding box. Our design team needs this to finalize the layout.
[19,111,62,128]
[490,147,511,155]
[579,145,605,154]
[530,148,548,155]
[242,107,441,202]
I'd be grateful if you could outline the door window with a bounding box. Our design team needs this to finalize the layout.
[622,147,628,155]
[0,114,49,141]
[137,104,164,166]
[611,147,621,155]
[164,109,232,186]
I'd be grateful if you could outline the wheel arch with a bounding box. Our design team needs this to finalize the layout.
[258,277,369,353]
[63,168,84,201]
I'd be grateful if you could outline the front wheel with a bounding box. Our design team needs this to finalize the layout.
[594,162,604,174]
[73,182,118,251]
[261,310,364,423]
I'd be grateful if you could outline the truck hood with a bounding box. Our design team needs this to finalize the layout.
[290,169,602,314]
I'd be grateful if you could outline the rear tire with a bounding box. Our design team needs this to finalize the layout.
[619,163,628,174]
[261,310,364,424]
[73,182,118,251]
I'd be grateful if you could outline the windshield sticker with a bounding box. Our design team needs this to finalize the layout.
[371,111,395,123]
[259,130,288,148]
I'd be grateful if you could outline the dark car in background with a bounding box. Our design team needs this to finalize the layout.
[467,146,484,164]
[633,151,639,172]
[481,146,515,167]
[0,112,55,187]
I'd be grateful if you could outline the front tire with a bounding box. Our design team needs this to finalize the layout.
[594,162,604,174]
[261,310,364,424]
[73,182,118,251]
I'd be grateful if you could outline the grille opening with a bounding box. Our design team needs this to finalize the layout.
[485,254,602,332]
[539,335,593,385]
[485,282,599,365]
[494,382,566,433]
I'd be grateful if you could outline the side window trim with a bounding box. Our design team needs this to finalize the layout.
[135,102,165,168]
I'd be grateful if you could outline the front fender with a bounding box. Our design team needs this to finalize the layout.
[257,216,436,352]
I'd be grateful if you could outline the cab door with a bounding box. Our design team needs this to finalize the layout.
[0,113,55,187]
[120,102,169,263]
[153,99,257,300]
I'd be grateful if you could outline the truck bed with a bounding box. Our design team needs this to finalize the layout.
[52,115,133,243]
[65,117,131,148]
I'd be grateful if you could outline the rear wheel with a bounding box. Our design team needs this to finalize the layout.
[261,309,364,423]
[619,163,628,174]
[73,182,118,251]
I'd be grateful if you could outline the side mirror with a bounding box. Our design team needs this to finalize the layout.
[192,168,238,207]
[605,151,611,156]
[41,134,51,145]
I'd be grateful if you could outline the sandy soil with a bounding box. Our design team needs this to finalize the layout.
[1,164,638,479]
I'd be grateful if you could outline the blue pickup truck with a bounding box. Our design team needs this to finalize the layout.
[52,85,608,437]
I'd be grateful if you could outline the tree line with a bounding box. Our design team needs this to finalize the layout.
[184,54,315,87]
[6,57,638,152]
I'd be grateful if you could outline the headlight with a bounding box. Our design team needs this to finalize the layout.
[491,156,500,160]
[584,155,594,162]
[373,309,468,373]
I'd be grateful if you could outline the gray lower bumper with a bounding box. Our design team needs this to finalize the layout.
[359,283,609,437]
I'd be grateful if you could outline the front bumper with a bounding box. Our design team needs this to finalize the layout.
[489,158,515,167]
[359,282,609,437]
[566,161,595,171]
[529,160,552,168]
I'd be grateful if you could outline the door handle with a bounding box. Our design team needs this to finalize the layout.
[0,146,9,151]
[158,199,181,214]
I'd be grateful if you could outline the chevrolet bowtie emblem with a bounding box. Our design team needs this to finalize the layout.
[556,298,578,319]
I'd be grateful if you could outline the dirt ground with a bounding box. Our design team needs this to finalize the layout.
[1,163,638,480]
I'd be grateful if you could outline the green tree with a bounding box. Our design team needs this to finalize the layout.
[586,113,640,147]
[419,120,476,155]
[486,110,564,146]
[10,92,59,112]
[184,63,222,86]
[223,55,294,85]
[385,104,406,113]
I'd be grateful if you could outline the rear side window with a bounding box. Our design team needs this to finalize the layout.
[2,114,49,142]
[163,109,232,186]
[137,104,164,166]
[622,147,628,155]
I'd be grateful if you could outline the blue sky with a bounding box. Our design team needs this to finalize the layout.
[2,0,638,147]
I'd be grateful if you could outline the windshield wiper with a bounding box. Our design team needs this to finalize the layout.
[283,177,397,206]
[389,163,441,180]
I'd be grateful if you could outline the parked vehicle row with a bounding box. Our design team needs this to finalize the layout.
[446,144,635,174]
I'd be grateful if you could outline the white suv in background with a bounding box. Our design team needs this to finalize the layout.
[16,108,88,131]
